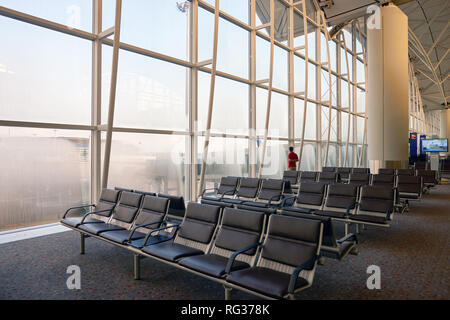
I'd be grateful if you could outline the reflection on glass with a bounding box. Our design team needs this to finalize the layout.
[0,127,90,230]
[257,140,287,179]
[106,133,188,198]
[0,0,92,31]
[0,17,91,125]
[300,143,316,171]
[217,18,249,79]
[257,89,288,138]
[198,72,249,134]
[121,0,188,60]
[104,48,188,131]
[199,137,249,190]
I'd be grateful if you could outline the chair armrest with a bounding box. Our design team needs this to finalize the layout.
[337,233,358,244]
[288,255,319,294]
[126,221,163,243]
[202,188,218,197]
[63,204,95,218]
[345,203,357,218]
[268,194,284,206]
[225,242,261,274]
[142,223,181,247]
[281,195,297,207]
[219,189,236,200]
[80,209,112,224]
[386,209,392,221]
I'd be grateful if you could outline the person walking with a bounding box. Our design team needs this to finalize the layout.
[288,146,299,171]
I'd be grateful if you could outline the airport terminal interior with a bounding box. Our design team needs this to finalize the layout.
[0,0,449,300]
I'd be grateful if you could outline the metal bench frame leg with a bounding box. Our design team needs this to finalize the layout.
[80,233,86,255]
[134,254,142,280]
[224,285,232,300]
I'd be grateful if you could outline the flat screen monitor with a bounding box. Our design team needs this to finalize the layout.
[421,139,448,153]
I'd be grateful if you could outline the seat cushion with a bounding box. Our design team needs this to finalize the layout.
[282,207,314,215]
[398,193,420,199]
[241,201,269,208]
[179,254,250,278]
[100,229,147,244]
[222,198,244,205]
[350,214,388,224]
[78,223,126,235]
[61,216,103,228]
[314,210,348,219]
[141,241,204,262]
[226,267,309,299]
[128,233,172,249]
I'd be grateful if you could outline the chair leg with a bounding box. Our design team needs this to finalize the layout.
[134,254,141,280]
[224,286,232,300]
[344,223,348,235]
[80,233,85,255]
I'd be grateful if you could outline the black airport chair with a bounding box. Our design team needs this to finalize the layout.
[280,211,358,261]
[61,188,120,228]
[314,184,358,220]
[222,178,261,205]
[102,195,170,246]
[299,171,318,183]
[378,168,395,175]
[224,214,323,300]
[337,167,351,182]
[371,174,395,188]
[77,191,143,235]
[140,202,221,262]
[282,182,326,214]
[350,186,395,226]
[178,207,266,279]
[201,176,240,202]
[318,172,338,184]
[241,179,285,208]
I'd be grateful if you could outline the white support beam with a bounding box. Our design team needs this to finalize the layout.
[255,22,270,30]
[427,22,450,56]
[101,0,122,189]
[297,0,310,170]
[197,0,220,198]
[197,59,213,67]
[98,26,115,40]
[0,5,96,41]
[91,0,103,203]
[434,48,450,71]
[258,0,275,178]
[255,78,270,84]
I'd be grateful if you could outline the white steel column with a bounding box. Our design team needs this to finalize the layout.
[297,0,310,171]
[197,0,220,198]
[189,0,198,201]
[341,31,352,167]
[257,0,275,178]
[357,21,368,168]
[91,0,102,201]
[101,0,122,189]
[249,0,257,177]
[321,10,333,168]
[288,1,295,148]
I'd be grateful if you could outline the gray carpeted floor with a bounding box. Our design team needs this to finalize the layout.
[0,183,449,300]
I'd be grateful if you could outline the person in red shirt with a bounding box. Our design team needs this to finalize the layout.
[288,146,299,171]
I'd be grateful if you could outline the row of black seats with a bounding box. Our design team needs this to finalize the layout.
[209,172,421,215]
[284,168,437,188]
[201,177,287,209]
[283,182,395,229]
[61,188,335,300]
